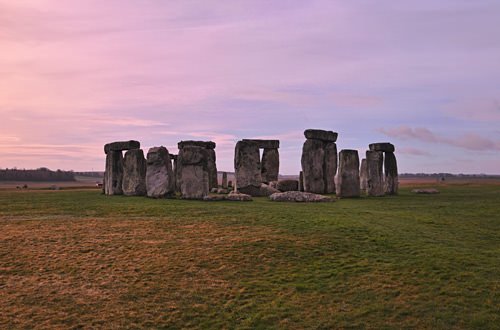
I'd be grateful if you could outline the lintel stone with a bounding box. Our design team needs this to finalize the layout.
[304,129,338,142]
[369,142,395,153]
[178,140,216,149]
[242,139,280,149]
[104,140,140,154]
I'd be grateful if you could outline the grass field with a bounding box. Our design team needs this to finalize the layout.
[1,186,499,329]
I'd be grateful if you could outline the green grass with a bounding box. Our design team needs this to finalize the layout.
[1,186,499,329]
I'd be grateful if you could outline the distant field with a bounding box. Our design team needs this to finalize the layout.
[1,186,499,329]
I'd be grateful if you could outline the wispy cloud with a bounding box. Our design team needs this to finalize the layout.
[378,126,500,151]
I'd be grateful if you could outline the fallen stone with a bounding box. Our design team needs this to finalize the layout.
[269,191,333,202]
[301,139,325,193]
[146,146,175,198]
[203,195,226,201]
[412,189,439,194]
[261,148,279,183]
[210,188,218,193]
[366,150,384,197]
[104,140,140,154]
[336,149,360,198]
[226,192,253,201]
[269,181,278,189]
[242,139,280,149]
[178,140,216,150]
[122,149,147,196]
[217,188,229,194]
[237,183,279,197]
[277,179,299,192]
[369,142,395,153]
[304,129,338,142]
[104,150,123,195]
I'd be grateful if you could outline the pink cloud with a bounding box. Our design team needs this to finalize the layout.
[379,126,500,151]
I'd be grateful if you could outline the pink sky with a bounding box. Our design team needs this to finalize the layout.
[1,1,500,174]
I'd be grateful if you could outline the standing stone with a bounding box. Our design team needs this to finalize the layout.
[360,158,367,190]
[222,172,228,189]
[234,140,262,195]
[336,150,360,198]
[299,171,304,192]
[301,139,325,194]
[206,148,218,189]
[146,147,174,198]
[261,148,279,183]
[228,180,233,188]
[104,150,124,195]
[324,142,337,194]
[365,151,384,197]
[122,149,147,196]
[178,146,209,199]
[384,152,398,195]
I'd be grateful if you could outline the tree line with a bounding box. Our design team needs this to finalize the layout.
[0,168,76,181]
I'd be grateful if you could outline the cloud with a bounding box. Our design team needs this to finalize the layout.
[397,146,432,156]
[378,126,500,151]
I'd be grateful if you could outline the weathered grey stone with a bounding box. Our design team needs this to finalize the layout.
[178,146,209,199]
[369,142,395,153]
[146,147,174,198]
[217,188,229,194]
[270,191,333,202]
[207,148,218,190]
[304,129,338,142]
[172,156,179,193]
[234,140,262,195]
[301,139,325,193]
[237,183,279,197]
[277,179,299,192]
[324,142,337,194]
[384,151,398,195]
[226,192,252,201]
[169,154,177,160]
[242,139,280,149]
[299,171,304,192]
[104,150,123,195]
[222,172,228,189]
[261,148,279,183]
[210,188,218,193]
[269,181,278,189]
[228,180,233,188]
[336,149,360,198]
[366,151,384,197]
[178,140,216,150]
[104,140,140,154]
[360,158,367,190]
[411,189,439,194]
[122,149,147,196]
[203,195,226,201]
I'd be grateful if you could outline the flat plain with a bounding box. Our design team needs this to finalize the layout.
[1,185,499,329]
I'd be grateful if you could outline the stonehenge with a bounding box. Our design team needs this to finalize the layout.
[301,129,337,194]
[336,149,360,198]
[104,140,140,195]
[234,139,280,196]
[102,132,399,202]
[177,141,214,199]
[146,147,175,198]
[368,142,398,195]
[122,149,147,196]
[365,151,384,197]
